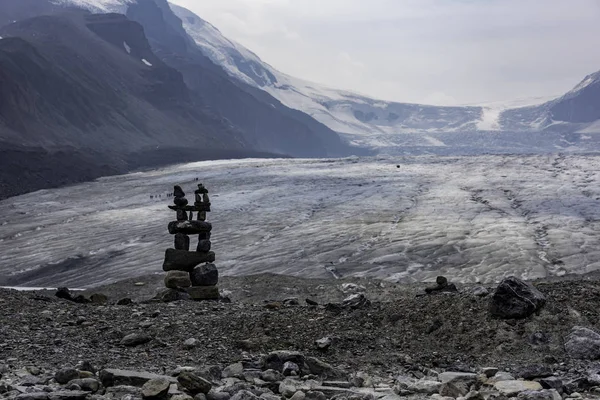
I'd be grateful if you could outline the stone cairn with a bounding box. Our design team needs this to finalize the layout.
[162,184,219,300]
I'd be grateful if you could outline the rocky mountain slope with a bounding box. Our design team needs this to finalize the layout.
[0,0,360,199]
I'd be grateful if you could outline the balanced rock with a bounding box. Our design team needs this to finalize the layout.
[168,221,211,235]
[165,271,192,289]
[174,197,189,207]
[187,286,219,301]
[489,276,546,319]
[174,186,185,198]
[565,326,600,359]
[163,249,216,272]
[190,264,218,286]
[175,234,191,251]
[196,240,211,252]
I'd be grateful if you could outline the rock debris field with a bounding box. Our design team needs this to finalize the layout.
[2,154,600,288]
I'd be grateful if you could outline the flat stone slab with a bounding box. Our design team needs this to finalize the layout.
[99,369,177,388]
[163,249,216,272]
[168,220,212,235]
[494,380,543,396]
[168,204,211,212]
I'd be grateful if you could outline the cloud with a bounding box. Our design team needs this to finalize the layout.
[170,0,600,105]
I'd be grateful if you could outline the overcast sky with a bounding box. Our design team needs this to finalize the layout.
[169,0,600,106]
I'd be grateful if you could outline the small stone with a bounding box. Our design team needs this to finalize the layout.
[55,287,72,300]
[172,395,194,400]
[230,391,260,400]
[488,371,515,384]
[315,337,332,350]
[490,276,546,319]
[516,389,562,400]
[117,298,133,305]
[260,370,283,383]
[539,377,563,391]
[439,382,469,398]
[342,293,370,309]
[472,286,489,297]
[165,271,192,289]
[177,371,211,395]
[47,391,89,400]
[187,286,219,301]
[89,293,108,304]
[494,380,543,396]
[174,197,189,207]
[283,298,300,306]
[517,365,553,380]
[55,369,80,384]
[121,333,153,347]
[174,186,185,198]
[283,362,300,376]
[193,394,207,400]
[175,234,191,250]
[206,391,230,400]
[67,379,100,393]
[289,391,305,400]
[196,240,212,253]
[190,264,218,286]
[481,367,499,378]
[222,363,244,379]
[177,210,189,221]
[436,276,448,286]
[183,338,198,349]
[142,378,171,400]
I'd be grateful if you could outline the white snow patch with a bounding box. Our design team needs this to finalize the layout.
[123,41,131,54]
[422,135,446,147]
[51,0,134,13]
[577,120,600,134]
[141,59,152,67]
[477,108,502,131]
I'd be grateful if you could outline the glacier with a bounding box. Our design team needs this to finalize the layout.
[2,155,600,288]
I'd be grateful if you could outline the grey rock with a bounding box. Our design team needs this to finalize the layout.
[342,294,369,309]
[489,276,546,319]
[206,390,231,400]
[283,298,300,306]
[172,395,194,400]
[565,326,600,359]
[282,362,300,377]
[187,286,220,301]
[66,384,82,391]
[174,186,185,198]
[177,372,212,395]
[155,289,190,303]
[304,392,326,400]
[67,379,100,393]
[488,371,515,383]
[304,357,344,379]
[481,367,499,378]
[439,382,469,398]
[222,363,244,379]
[260,370,283,383]
[258,394,280,400]
[55,369,80,385]
[230,391,260,400]
[116,298,133,306]
[89,293,108,304]
[315,337,332,350]
[193,394,207,400]
[494,380,543,396]
[16,394,49,400]
[190,264,219,287]
[264,352,306,374]
[394,376,441,395]
[47,391,89,400]
[142,379,170,400]
[76,361,97,374]
[196,240,212,253]
[472,286,489,297]
[516,389,562,400]
[438,372,477,385]
[539,377,563,391]
[183,338,198,349]
[99,370,176,388]
[120,333,153,347]
[289,391,305,400]
[517,365,553,380]
[165,271,192,289]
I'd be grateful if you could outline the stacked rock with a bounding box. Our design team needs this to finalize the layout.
[162,184,220,300]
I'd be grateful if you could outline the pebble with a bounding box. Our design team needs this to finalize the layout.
[120,333,153,347]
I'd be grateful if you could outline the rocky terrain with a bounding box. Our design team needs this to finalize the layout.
[4,274,600,399]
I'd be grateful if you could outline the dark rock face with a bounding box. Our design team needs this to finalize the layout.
[177,371,212,395]
[163,249,216,272]
[489,277,546,319]
[190,264,218,286]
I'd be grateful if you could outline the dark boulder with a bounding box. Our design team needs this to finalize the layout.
[190,264,218,286]
[489,276,546,319]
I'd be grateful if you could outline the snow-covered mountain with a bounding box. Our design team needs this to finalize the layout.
[170,4,600,147]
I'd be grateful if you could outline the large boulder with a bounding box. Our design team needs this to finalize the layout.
[190,264,218,286]
[565,326,600,359]
[489,276,546,319]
